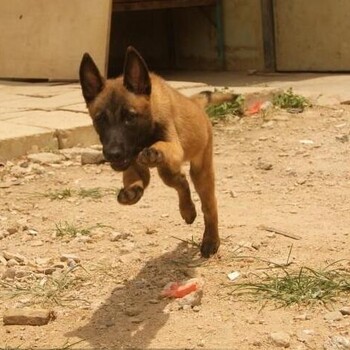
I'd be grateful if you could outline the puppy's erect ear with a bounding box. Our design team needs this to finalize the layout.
[123,46,151,96]
[79,53,104,104]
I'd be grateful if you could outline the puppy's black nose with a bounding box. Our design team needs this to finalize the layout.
[103,148,123,163]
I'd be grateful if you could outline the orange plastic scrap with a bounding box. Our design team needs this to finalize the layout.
[161,278,203,298]
[246,101,262,115]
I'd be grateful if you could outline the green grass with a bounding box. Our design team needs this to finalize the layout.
[44,188,73,200]
[78,187,103,199]
[230,262,350,306]
[40,187,114,201]
[55,221,91,238]
[0,267,87,306]
[273,88,310,110]
[206,95,244,120]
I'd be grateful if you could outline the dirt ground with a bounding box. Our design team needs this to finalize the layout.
[1,104,350,349]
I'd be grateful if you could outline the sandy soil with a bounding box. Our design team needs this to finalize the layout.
[1,105,350,349]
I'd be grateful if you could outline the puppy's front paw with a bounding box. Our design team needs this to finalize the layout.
[117,186,143,205]
[137,147,163,168]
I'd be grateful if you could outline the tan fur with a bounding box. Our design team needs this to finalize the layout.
[80,48,235,257]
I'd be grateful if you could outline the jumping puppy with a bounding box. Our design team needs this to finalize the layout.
[79,46,233,257]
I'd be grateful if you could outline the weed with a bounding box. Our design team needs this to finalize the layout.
[44,188,72,200]
[206,94,244,120]
[78,187,102,199]
[55,221,91,238]
[0,267,88,306]
[171,235,201,249]
[230,262,350,306]
[273,88,310,110]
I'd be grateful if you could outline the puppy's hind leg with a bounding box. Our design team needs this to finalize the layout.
[190,147,220,258]
[118,162,150,205]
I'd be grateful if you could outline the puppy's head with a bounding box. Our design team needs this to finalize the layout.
[79,47,155,171]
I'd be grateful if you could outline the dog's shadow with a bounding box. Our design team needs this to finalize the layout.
[67,242,200,348]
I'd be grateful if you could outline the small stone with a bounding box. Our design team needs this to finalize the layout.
[27,152,63,165]
[177,290,203,309]
[256,160,273,171]
[3,308,55,326]
[31,240,44,247]
[81,149,105,165]
[105,320,115,327]
[2,251,27,264]
[7,259,19,267]
[131,318,143,324]
[110,232,130,242]
[335,135,349,143]
[324,335,350,350]
[193,305,201,312]
[7,227,18,235]
[296,329,314,343]
[124,307,142,317]
[2,267,16,280]
[270,331,290,348]
[324,311,343,322]
[0,254,7,265]
[120,242,136,254]
[294,313,312,321]
[60,254,81,263]
[340,306,350,315]
[299,139,314,145]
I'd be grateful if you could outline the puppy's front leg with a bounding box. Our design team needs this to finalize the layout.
[118,161,150,205]
[137,141,183,172]
[138,141,196,224]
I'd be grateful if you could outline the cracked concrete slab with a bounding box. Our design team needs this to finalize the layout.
[1,73,350,161]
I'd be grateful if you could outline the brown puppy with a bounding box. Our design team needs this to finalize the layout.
[79,46,233,257]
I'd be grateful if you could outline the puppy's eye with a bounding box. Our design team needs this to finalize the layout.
[124,111,138,125]
[94,113,105,122]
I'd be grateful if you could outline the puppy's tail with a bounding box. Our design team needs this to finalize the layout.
[191,90,239,109]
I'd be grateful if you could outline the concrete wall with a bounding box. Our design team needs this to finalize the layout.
[222,0,264,71]
[108,1,265,75]
[274,0,350,71]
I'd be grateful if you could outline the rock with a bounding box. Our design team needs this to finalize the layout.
[0,254,7,265]
[256,160,273,171]
[6,259,19,267]
[131,318,143,324]
[294,313,312,321]
[324,335,350,350]
[7,227,18,235]
[81,149,105,165]
[27,152,63,164]
[340,306,350,315]
[296,329,314,343]
[2,251,28,264]
[335,135,349,143]
[60,254,81,263]
[324,311,343,322]
[120,242,136,254]
[10,165,29,178]
[1,267,16,280]
[270,331,291,348]
[31,240,44,247]
[3,308,55,326]
[124,307,142,317]
[0,232,4,240]
[110,232,131,242]
[177,290,203,309]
